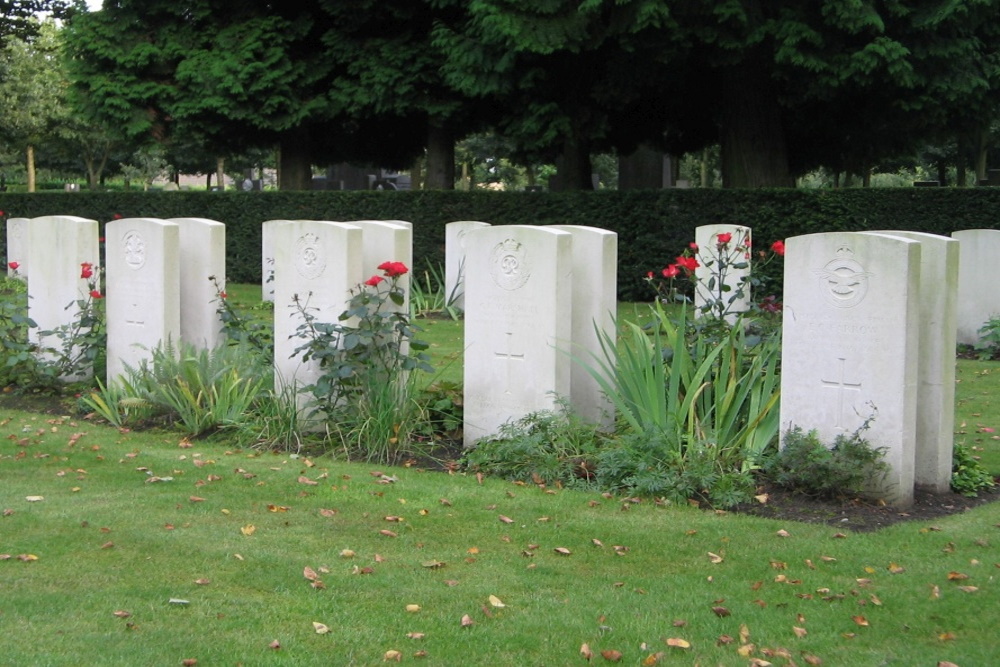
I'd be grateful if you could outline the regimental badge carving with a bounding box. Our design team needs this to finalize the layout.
[489,238,530,291]
[123,230,145,270]
[813,245,871,308]
[295,232,325,279]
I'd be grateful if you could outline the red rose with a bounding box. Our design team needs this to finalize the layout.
[90,289,103,299]
[688,242,698,250]
[80,262,94,279]
[365,275,384,287]
[220,291,228,299]
[662,264,680,278]
[378,261,408,278]
[675,255,699,273]
[8,261,19,270]
[717,232,732,245]
[646,271,654,279]
[771,240,785,256]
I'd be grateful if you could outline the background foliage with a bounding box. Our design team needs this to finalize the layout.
[4,188,1000,300]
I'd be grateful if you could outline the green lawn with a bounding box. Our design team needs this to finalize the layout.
[1,408,997,666]
[1,287,998,665]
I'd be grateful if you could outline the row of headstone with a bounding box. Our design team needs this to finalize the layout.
[4,215,225,384]
[461,224,618,446]
[780,231,958,507]
[953,229,1000,346]
[269,219,413,414]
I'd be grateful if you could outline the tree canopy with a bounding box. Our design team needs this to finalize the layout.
[57,0,1000,189]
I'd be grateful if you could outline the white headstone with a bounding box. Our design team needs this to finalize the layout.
[272,220,363,416]
[952,229,1000,345]
[5,217,29,279]
[27,215,100,379]
[548,225,617,428]
[463,225,573,447]
[170,218,226,350]
[780,232,920,506]
[694,224,751,322]
[345,220,413,315]
[105,218,181,384]
[870,231,958,493]
[261,219,283,302]
[446,221,491,311]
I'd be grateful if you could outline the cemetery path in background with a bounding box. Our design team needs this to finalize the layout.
[3,392,997,533]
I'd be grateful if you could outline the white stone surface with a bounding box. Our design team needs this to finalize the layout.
[548,225,617,428]
[463,225,573,447]
[261,219,285,302]
[694,224,751,322]
[952,229,1000,345]
[105,218,181,384]
[27,216,100,380]
[445,221,491,311]
[170,218,225,350]
[5,217,29,279]
[780,231,920,506]
[870,231,958,493]
[272,220,362,417]
[345,220,413,316]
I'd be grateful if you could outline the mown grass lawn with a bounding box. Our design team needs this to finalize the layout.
[2,404,998,666]
[2,286,999,665]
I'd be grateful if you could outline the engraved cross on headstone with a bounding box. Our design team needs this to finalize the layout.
[820,357,861,429]
[494,331,525,394]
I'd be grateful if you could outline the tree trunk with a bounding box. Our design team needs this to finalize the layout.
[552,131,593,191]
[278,127,313,190]
[975,126,988,183]
[718,48,793,188]
[215,156,226,191]
[26,144,36,193]
[424,121,454,190]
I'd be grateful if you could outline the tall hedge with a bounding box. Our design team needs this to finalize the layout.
[2,188,999,301]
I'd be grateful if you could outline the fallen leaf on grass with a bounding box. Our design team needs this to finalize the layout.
[460,614,474,627]
[793,626,807,638]
[405,604,421,613]
[421,560,445,569]
[100,541,114,549]
[297,476,318,486]
[776,529,791,538]
[269,640,281,650]
[498,515,514,524]
[182,660,197,666]
[851,615,869,627]
[25,496,44,502]
[802,654,823,665]
[600,649,622,662]
[947,571,969,581]
[113,610,131,618]
[711,606,731,617]
[194,578,210,585]
[887,562,905,574]
[319,508,338,517]
[580,643,593,661]
[554,547,572,555]
[707,552,724,564]
[313,622,330,634]
[340,549,356,558]
[407,632,425,640]
[379,530,398,538]
[488,595,506,608]
[384,649,402,662]
[303,566,320,581]
[664,637,690,649]
[938,632,957,641]
[957,585,979,593]
[240,524,256,536]
[642,651,665,665]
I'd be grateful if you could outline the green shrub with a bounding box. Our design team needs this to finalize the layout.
[761,424,890,500]
[951,442,996,497]
[462,408,607,488]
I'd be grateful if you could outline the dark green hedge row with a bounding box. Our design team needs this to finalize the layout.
[3,188,999,301]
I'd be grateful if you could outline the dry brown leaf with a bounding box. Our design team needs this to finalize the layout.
[711,606,731,617]
[113,610,131,618]
[340,549,356,558]
[303,566,319,581]
[297,476,318,486]
[421,559,445,569]
[488,595,506,608]
[947,571,970,581]
[600,649,623,662]
[641,651,664,666]
[851,615,869,627]
[938,632,957,641]
[312,622,329,634]
[384,649,402,662]
[189,496,205,503]
[194,578,210,585]
[269,640,281,650]
[957,585,979,593]
[240,524,256,536]
[664,637,690,649]
[793,626,807,638]
[707,552,724,564]
[407,632,425,640]
[776,529,790,538]
[380,529,398,538]
[580,643,594,661]
[554,547,572,555]
[498,515,514,524]
[319,508,338,517]
[803,654,823,666]
[460,614,474,627]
